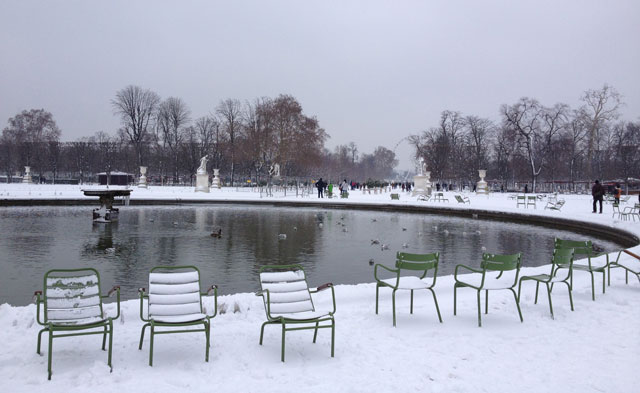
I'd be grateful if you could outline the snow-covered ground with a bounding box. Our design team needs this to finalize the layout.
[0,183,639,393]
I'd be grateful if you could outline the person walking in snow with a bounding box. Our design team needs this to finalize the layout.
[614,183,622,204]
[592,179,604,214]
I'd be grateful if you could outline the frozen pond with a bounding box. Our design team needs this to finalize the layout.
[0,205,624,305]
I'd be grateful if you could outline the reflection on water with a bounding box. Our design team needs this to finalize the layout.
[0,205,624,306]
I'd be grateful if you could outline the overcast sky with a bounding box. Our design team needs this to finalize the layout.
[1,0,638,171]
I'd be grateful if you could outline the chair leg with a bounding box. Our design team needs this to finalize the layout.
[313,321,319,343]
[108,321,113,371]
[608,265,611,286]
[410,290,414,314]
[602,270,606,294]
[534,282,540,304]
[102,325,107,350]
[375,285,379,314]
[565,281,574,311]
[205,321,210,362]
[37,328,47,355]
[453,285,457,316]
[517,280,524,302]
[259,321,268,345]
[149,324,154,367]
[485,290,489,314]
[429,288,443,323]
[476,290,482,327]
[392,289,397,327]
[47,329,53,380]
[510,289,523,323]
[589,271,595,301]
[545,283,554,319]
[139,323,149,350]
[281,324,286,362]
[331,318,335,358]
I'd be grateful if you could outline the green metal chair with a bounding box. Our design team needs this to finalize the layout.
[516,195,526,208]
[544,199,565,211]
[554,238,608,301]
[374,252,442,326]
[454,195,470,204]
[138,266,217,366]
[518,248,575,318]
[453,252,523,327]
[34,268,120,380]
[256,265,335,362]
[608,248,640,286]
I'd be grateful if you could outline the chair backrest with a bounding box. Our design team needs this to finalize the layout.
[396,252,439,273]
[455,195,463,203]
[554,238,592,259]
[480,253,522,271]
[553,247,574,267]
[44,268,104,325]
[259,265,314,316]
[148,266,203,320]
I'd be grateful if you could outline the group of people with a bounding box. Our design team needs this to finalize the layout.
[591,181,638,213]
[315,178,350,198]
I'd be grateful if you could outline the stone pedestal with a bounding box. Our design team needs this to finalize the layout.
[476,169,488,194]
[138,166,148,188]
[211,169,221,189]
[195,173,210,193]
[412,171,431,197]
[22,166,32,184]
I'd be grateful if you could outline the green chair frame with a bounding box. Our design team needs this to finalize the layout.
[608,248,640,286]
[455,195,470,204]
[391,193,400,200]
[544,199,565,211]
[518,248,575,318]
[516,195,526,208]
[256,265,336,362]
[554,238,608,301]
[34,268,120,380]
[138,266,217,366]
[374,252,442,326]
[453,253,523,327]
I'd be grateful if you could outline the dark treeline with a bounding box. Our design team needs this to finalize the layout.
[0,86,397,185]
[410,85,640,192]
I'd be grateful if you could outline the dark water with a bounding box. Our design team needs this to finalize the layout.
[0,205,623,306]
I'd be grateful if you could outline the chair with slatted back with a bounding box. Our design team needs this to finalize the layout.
[554,238,608,301]
[138,266,217,366]
[374,252,442,326]
[34,268,120,380]
[453,252,523,327]
[257,265,336,362]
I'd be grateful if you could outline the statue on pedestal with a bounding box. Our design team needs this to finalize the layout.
[197,156,208,175]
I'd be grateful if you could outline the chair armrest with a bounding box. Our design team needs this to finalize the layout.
[204,285,218,318]
[33,290,45,326]
[107,285,120,297]
[138,287,149,322]
[310,283,336,315]
[310,283,333,292]
[374,264,399,284]
[102,286,121,320]
[454,264,484,281]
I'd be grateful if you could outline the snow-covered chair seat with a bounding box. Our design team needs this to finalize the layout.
[555,238,608,301]
[453,252,523,327]
[257,265,335,361]
[608,247,640,286]
[34,268,121,379]
[138,266,217,366]
[518,248,575,318]
[374,252,442,326]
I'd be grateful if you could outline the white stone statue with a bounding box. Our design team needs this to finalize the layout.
[269,163,280,178]
[197,156,208,175]
[418,157,426,176]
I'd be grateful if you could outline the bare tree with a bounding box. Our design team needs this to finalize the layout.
[216,99,243,185]
[579,84,622,179]
[2,109,61,181]
[157,97,191,181]
[112,85,160,167]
